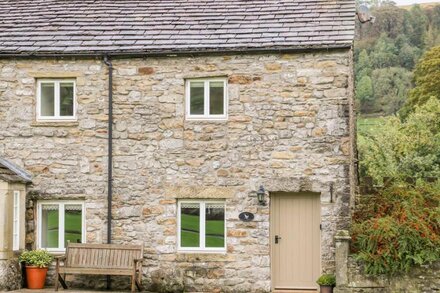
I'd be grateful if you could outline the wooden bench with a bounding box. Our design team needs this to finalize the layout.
[55,242,144,292]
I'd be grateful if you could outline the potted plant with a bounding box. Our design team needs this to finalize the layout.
[19,250,53,289]
[316,273,336,293]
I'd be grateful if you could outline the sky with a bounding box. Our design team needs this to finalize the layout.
[393,0,440,5]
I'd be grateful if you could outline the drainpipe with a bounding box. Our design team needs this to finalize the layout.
[103,55,113,290]
[103,55,113,245]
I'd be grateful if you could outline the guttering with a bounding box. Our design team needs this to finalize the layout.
[0,44,353,59]
[103,55,113,246]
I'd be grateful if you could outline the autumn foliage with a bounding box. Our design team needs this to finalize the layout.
[352,181,440,275]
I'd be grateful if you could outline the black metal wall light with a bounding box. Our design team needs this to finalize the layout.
[256,185,266,206]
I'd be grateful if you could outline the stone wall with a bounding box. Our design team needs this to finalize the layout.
[0,50,354,292]
[334,231,439,293]
[338,257,440,293]
[0,259,21,291]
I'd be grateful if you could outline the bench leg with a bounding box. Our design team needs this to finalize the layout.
[136,264,142,291]
[55,259,67,291]
[135,279,142,291]
[58,274,68,290]
[131,274,136,292]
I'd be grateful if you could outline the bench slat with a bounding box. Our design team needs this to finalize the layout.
[59,267,133,276]
[67,243,143,250]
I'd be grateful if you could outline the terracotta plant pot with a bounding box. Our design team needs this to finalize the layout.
[320,285,334,293]
[25,266,48,289]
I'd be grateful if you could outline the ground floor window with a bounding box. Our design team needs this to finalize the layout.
[37,201,85,251]
[178,200,226,252]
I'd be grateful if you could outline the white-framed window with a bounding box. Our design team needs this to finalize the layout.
[13,191,20,251]
[185,78,228,120]
[36,79,76,121]
[37,201,85,252]
[177,200,226,252]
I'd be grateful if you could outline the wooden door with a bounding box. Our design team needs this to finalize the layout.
[271,192,321,291]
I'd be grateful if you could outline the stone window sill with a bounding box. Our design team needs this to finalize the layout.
[31,121,79,127]
[177,250,227,254]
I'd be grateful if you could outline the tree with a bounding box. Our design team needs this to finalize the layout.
[370,67,412,114]
[431,5,440,28]
[395,35,422,69]
[355,49,372,82]
[400,46,440,118]
[369,34,398,68]
[407,5,428,48]
[425,26,440,49]
[357,75,374,103]
[358,97,440,182]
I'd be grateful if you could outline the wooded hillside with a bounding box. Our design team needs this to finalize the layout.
[355,2,440,116]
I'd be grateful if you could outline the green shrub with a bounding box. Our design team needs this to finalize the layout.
[352,181,440,275]
[358,97,440,183]
[316,274,336,286]
[19,250,53,268]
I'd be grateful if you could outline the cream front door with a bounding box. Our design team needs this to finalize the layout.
[271,192,321,291]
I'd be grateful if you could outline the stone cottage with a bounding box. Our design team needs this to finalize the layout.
[0,0,356,291]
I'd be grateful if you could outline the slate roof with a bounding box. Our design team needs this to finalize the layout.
[0,0,356,56]
[0,157,32,183]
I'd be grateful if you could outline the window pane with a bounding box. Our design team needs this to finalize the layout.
[205,203,225,248]
[64,204,82,247]
[41,204,59,248]
[40,83,55,116]
[180,203,200,247]
[13,192,19,250]
[189,82,204,115]
[60,82,74,116]
[209,82,224,115]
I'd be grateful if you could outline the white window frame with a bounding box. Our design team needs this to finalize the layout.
[37,200,85,252]
[185,78,228,120]
[177,199,226,253]
[36,79,77,121]
[12,191,20,251]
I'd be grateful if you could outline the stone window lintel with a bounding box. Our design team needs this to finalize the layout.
[28,71,83,78]
[165,186,234,199]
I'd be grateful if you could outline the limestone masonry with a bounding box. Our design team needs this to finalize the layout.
[0,51,354,292]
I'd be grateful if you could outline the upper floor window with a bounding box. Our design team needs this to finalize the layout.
[185,78,227,120]
[37,79,76,121]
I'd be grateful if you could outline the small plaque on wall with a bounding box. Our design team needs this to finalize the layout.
[239,212,254,222]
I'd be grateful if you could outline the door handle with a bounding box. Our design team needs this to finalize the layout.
[275,235,282,244]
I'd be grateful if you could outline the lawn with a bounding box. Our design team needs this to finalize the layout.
[181,214,224,248]
[45,210,82,247]
[357,116,388,134]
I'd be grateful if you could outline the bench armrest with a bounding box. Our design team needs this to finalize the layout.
[55,255,66,260]
[133,258,144,263]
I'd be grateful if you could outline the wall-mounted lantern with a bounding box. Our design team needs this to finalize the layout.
[257,185,266,206]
